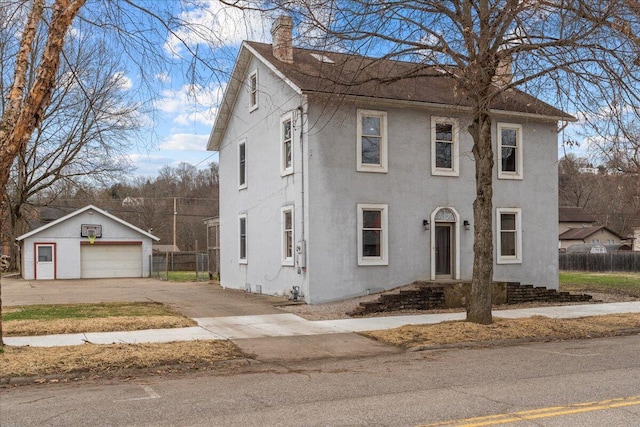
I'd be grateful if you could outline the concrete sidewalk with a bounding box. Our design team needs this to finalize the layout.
[5,301,640,348]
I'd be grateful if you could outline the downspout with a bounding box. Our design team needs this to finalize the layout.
[297,99,306,274]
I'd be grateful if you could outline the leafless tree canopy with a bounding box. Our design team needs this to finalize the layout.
[268,0,640,323]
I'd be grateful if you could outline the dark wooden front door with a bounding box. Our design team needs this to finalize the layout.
[435,224,452,277]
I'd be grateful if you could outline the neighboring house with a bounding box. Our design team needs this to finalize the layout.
[559,225,626,251]
[634,227,640,252]
[16,205,159,280]
[558,206,596,235]
[207,17,572,304]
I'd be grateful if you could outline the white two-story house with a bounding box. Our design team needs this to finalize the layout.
[207,16,572,304]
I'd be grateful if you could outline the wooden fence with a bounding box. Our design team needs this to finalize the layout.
[559,252,640,272]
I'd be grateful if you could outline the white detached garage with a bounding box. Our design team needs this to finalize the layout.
[16,205,159,280]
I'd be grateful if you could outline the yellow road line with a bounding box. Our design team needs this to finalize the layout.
[419,395,640,427]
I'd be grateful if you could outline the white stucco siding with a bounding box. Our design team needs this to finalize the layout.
[492,120,559,289]
[218,56,308,298]
[305,99,560,303]
[216,57,562,304]
[305,100,479,303]
[20,210,154,280]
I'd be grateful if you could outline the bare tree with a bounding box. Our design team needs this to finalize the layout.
[3,28,140,270]
[272,0,640,323]
[0,0,256,347]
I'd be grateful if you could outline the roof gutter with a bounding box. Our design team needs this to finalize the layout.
[303,91,577,123]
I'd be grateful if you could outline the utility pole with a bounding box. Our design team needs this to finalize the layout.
[173,197,177,251]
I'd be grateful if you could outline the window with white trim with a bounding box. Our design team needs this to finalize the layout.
[249,70,258,111]
[281,206,294,265]
[357,110,388,172]
[357,203,388,265]
[239,214,247,263]
[281,114,293,176]
[431,117,459,176]
[238,139,247,189]
[496,208,522,264]
[498,123,523,180]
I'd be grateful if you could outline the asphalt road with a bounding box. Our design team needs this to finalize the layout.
[2,335,639,426]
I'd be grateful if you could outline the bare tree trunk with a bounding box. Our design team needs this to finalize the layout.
[467,104,494,324]
[0,0,86,350]
[0,0,85,201]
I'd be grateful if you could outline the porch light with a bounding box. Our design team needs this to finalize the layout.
[423,220,430,231]
[463,220,470,231]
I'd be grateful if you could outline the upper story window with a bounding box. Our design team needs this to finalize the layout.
[357,110,388,173]
[249,70,258,111]
[498,123,523,180]
[238,139,247,190]
[281,113,293,176]
[239,214,247,263]
[496,207,522,264]
[431,117,459,176]
[357,203,389,266]
[281,206,294,266]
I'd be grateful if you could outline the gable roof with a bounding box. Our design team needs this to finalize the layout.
[559,225,623,241]
[208,41,575,150]
[559,206,596,223]
[16,205,160,242]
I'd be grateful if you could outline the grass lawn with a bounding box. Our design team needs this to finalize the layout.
[3,302,182,322]
[166,271,212,282]
[2,302,195,337]
[559,271,640,297]
[364,313,640,350]
[1,341,241,378]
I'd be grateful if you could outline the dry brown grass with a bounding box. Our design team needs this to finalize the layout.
[363,313,640,348]
[4,316,196,337]
[0,340,241,378]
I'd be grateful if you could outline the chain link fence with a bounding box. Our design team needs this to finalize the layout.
[150,251,209,281]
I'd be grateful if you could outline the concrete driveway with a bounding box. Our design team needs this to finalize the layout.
[0,275,284,318]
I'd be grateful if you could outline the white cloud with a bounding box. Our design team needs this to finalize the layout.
[157,83,223,126]
[163,1,272,56]
[112,71,133,90]
[156,72,171,83]
[160,133,209,151]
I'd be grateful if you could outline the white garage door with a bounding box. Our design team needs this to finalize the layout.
[80,244,142,278]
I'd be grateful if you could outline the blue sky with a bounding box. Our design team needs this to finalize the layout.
[117,1,592,177]
[115,1,274,177]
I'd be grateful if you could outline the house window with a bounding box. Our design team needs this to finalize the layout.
[281,114,293,176]
[238,139,247,189]
[357,203,388,265]
[431,117,459,176]
[239,214,247,263]
[496,208,522,264]
[282,206,294,265]
[249,70,258,111]
[357,110,388,173]
[498,123,523,180]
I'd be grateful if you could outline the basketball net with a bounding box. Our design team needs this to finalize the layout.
[88,230,96,244]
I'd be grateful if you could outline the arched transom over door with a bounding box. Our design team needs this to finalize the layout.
[431,207,460,280]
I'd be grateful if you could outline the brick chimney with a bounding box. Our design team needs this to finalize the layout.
[494,54,513,87]
[271,15,293,64]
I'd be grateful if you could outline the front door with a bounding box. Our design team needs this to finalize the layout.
[35,244,55,280]
[435,224,452,278]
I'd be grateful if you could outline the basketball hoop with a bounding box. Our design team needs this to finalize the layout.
[87,229,96,244]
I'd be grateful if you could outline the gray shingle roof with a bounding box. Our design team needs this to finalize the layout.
[559,207,596,223]
[246,41,573,119]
